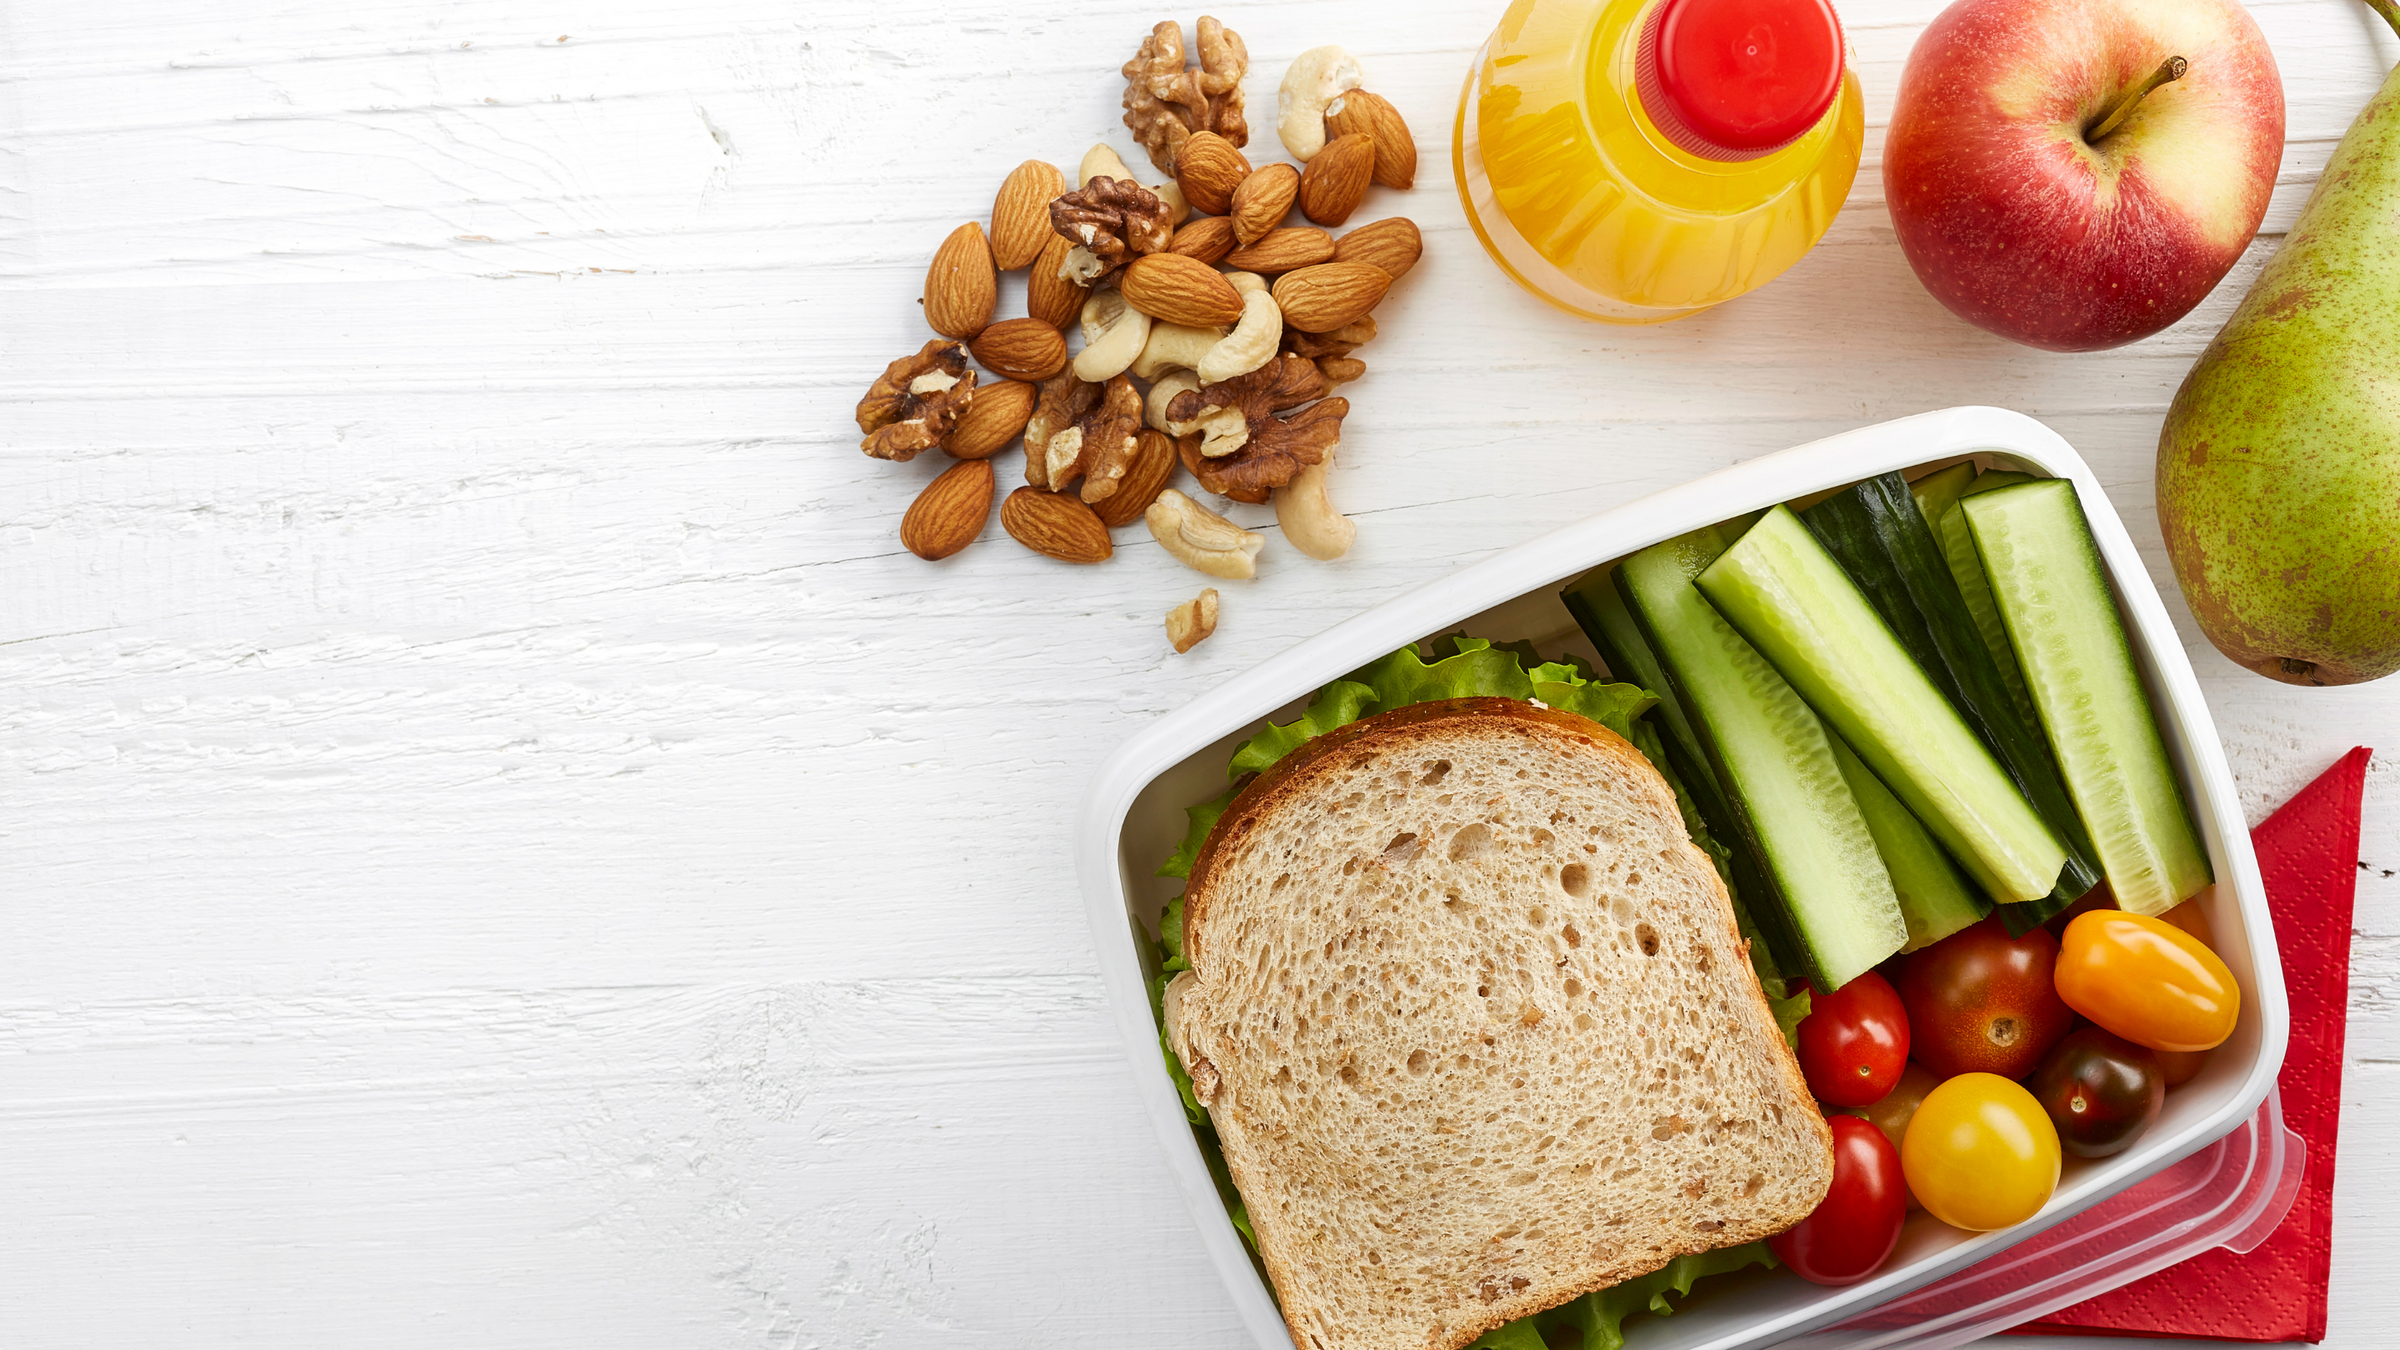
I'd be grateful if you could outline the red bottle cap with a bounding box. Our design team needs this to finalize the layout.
[1635,0,1845,161]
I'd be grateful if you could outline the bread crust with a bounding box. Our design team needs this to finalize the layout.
[1176,697,1832,1350]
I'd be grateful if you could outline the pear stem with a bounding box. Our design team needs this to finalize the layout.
[2367,0,2400,41]
[2088,57,2189,142]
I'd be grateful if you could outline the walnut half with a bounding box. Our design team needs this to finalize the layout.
[1049,178,1175,286]
[1166,354,1346,497]
[1121,18,1251,175]
[1024,372,1144,504]
[856,339,979,461]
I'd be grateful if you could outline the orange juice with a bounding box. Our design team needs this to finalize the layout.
[1455,0,1864,323]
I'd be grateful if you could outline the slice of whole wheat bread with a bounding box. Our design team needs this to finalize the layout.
[1163,697,1832,1350]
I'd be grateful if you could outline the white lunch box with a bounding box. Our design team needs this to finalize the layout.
[1076,406,2295,1350]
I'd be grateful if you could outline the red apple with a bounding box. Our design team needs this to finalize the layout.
[1883,0,2284,352]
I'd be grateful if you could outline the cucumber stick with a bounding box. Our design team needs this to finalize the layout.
[1947,467,2045,727]
[1827,733,1990,950]
[1803,474,2100,927]
[1614,528,1904,991]
[1961,481,2213,914]
[1937,501,2042,731]
[1696,506,2072,909]
[1908,462,1976,526]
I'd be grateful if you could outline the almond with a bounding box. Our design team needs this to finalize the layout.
[1226,226,1337,275]
[1026,234,1085,331]
[1121,253,1245,327]
[1332,216,1422,282]
[1169,216,1238,264]
[1230,163,1299,245]
[946,379,1035,459]
[1174,132,1252,217]
[989,160,1066,270]
[1271,261,1392,333]
[1094,429,1180,528]
[1001,487,1113,563]
[924,221,996,339]
[1326,91,1416,190]
[902,458,994,561]
[1298,134,1375,227]
[968,318,1067,381]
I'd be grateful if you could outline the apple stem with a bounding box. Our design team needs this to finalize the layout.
[2367,0,2400,41]
[2087,56,2189,142]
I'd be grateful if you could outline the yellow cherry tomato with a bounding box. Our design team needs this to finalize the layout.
[1901,1073,2061,1232]
[2055,911,2240,1053]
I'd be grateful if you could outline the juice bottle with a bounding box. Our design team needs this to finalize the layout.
[1455,0,1864,323]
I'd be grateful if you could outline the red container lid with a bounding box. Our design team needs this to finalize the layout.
[1635,0,1845,161]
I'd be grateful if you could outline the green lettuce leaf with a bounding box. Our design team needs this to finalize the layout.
[1159,792,1235,881]
[1228,679,1380,779]
[1467,1243,1780,1350]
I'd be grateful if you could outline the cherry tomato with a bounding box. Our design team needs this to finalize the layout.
[2156,1047,2211,1087]
[1843,1061,1941,1211]
[2160,895,2215,947]
[1795,971,1911,1106]
[2055,911,2241,1053]
[1897,915,2075,1079]
[2027,1027,2165,1158]
[1902,1073,2061,1232]
[1770,1115,1906,1285]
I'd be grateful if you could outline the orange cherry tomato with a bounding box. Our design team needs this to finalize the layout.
[2054,911,2240,1053]
[1901,1073,2061,1232]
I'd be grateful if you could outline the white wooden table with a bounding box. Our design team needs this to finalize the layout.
[1,1,2391,1345]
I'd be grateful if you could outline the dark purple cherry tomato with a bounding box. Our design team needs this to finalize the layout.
[1771,1115,1906,1286]
[1897,914,2075,1079]
[2026,1026,2165,1158]
[1795,971,1911,1106]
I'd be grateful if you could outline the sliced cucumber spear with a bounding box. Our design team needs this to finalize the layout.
[1696,506,2073,911]
[1961,480,2213,915]
[1827,732,1990,950]
[1908,462,1976,526]
[1803,472,2101,928]
[1611,527,1905,992]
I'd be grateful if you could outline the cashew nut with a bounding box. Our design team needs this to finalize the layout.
[1078,142,1188,225]
[1132,321,1229,381]
[1074,288,1152,381]
[1147,369,1202,435]
[1166,588,1221,654]
[1148,489,1264,580]
[1278,46,1364,161]
[1199,273,1282,383]
[1079,143,1138,187]
[1274,450,1355,561]
[1151,179,1192,228]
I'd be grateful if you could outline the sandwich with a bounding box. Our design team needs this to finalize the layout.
[1153,639,1832,1350]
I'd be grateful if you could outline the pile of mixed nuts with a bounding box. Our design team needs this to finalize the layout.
[852,17,1420,655]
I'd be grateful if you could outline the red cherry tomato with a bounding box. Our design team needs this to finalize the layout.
[1771,1115,1906,1286]
[1795,971,1911,1106]
[1897,914,2075,1079]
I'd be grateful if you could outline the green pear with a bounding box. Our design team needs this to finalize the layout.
[2157,0,2400,686]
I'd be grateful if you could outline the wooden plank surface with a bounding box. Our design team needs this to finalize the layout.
[0,0,2391,1344]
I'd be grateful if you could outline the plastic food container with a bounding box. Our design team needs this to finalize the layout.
[1077,407,2295,1350]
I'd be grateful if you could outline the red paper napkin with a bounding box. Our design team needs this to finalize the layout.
[2011,747,2371,1343]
